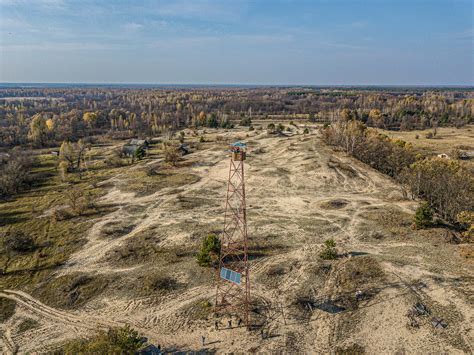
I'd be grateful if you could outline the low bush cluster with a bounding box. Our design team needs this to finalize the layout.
[320,238,337,260]
[414,202,433,229]
[0,149,34,198]
[61,325,144,354]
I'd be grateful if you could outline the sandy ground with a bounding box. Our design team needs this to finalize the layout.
[1,127,473,353]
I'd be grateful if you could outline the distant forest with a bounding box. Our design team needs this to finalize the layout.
[0,87,472,148]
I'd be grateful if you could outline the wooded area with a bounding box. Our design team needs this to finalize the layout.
[1,87,472,148]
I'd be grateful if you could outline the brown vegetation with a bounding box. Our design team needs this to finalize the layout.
[322,118,473,226]
[1,87,472,149]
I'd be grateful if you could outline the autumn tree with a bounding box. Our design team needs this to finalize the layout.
[59,140,88,179]
[368,109,384,128]
[28,114,48,147]
[83,112,98,128]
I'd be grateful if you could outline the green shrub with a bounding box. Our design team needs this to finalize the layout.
[134,146,145,160]
[414,202,433,229]
[267,123,276,133]
[220,118,233,129]
[303,128,309,134]
[197,234,221,266]
[240,116,252,127]
[206,113,219,128]
[320,238,337,260]
[61,325,144,354]
[249,126,255,131]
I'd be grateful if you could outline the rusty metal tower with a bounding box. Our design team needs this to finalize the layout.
[215,142,250,328]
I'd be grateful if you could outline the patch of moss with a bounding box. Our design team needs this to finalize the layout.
[141,275,180,295]
[33,273,109,309]
[334,256,386,310]
[0,297,16,322]
[17,318,40,333]
[120,169,200,197]
[335,343,366,354]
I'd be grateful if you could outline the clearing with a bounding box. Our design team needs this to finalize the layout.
[1,124,473,353]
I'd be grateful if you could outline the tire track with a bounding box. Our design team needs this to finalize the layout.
[0,326,17,355]
[0,290,117,331]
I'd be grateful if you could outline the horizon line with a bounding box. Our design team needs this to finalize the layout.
[1,82,473,88]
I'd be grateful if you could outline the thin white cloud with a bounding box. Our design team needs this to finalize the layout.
[147,0,245,22]
[148,33,293,49]
[1,41,127,51]
[122,22,144,33]
[0,0,66,8]
[438,28,473,40]
[350,21,368,29]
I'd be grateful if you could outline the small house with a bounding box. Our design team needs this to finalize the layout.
[129,138,150,148]
[459,151,474,160]
[178,143,189,156]
[122,144,145,158]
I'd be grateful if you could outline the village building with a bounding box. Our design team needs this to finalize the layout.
[122,138,150,158]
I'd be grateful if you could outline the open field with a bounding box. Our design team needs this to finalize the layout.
[379,125,474,167]
[0,124,473,353]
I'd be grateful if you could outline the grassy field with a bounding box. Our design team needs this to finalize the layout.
[378,125,474,166]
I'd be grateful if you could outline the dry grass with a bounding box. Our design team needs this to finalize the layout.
[378,125,474,165]
[33,273,109,309]
[119,168,200,197]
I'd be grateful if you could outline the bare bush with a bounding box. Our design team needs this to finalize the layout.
[3,231,36,254]
[104,149,124,167]
[66,188,95,216]
[0,149,34,198]
[162,141,180,166]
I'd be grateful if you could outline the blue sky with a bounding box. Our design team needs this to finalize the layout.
[0,0,472,85]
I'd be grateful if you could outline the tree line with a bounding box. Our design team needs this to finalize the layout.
[321,117,473,230]
[1,87,472,148]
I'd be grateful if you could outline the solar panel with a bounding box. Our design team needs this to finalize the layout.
[231,141,246,148]
[220,267,242,285]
